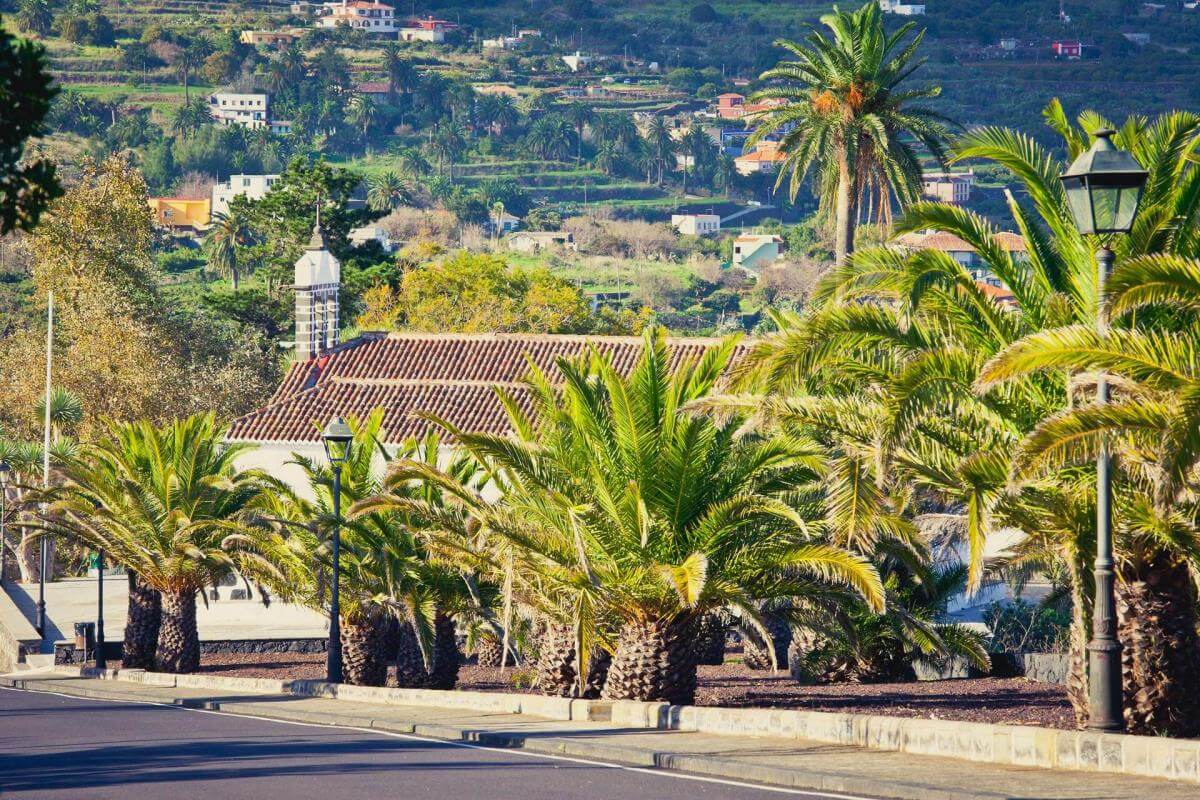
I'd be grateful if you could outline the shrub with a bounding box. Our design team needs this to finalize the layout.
[983,599,1070,654]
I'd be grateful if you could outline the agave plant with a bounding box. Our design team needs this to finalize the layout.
[380,328,884,704]
[42,414,280,673]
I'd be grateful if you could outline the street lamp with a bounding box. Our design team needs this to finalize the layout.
[94,548,106,670]
[1060,128,1148,733]
[322,416,354,685]
[0,460,9,584]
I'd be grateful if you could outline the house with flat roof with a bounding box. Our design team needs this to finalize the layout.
[212,174,280,216]
[672,214,721,236]
[147,197,211,233]
[240,29,301,47]
[399,15,455,42]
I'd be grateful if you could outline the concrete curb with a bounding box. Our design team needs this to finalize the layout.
[44,666,1200,786]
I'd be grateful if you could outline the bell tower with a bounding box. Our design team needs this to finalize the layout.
[294,210,340,360]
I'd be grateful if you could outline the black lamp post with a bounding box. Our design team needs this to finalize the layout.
[1059,128,1148,733]
[94,548,106,670]
[322,416,354,685]
[0,460,9,584]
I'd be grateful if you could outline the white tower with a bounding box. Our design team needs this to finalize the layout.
[294,216,340,360]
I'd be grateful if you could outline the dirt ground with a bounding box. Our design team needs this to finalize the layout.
[193,651,1075,730]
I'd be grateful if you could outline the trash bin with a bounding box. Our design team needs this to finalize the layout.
[74,622,95,656]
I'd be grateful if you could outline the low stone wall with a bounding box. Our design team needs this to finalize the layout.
[610,698,1200,784]
[0,586,42,672]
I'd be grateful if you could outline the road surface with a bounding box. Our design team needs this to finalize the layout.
[0,686,877,800]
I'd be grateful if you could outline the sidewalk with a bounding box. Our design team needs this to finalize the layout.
[4,671,1196,800]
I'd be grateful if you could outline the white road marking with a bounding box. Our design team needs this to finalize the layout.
[1,683,878,800]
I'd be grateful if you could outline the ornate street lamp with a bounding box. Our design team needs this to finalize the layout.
[1060,129,1148,733]
[321,416,354,685]
[0,460,10,584]
[94,548,107,670]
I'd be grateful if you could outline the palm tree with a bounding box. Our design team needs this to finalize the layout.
[748,1,951,263]
[16,0,53,36]
[594,112,639,152]
[395,328,884,704]
[267,45,307,95]
[347,95,377,151]
[594,139,623,177]
[976,252,1200,736]
[366,171,410,212]
[677,126,712,195]
[716,153,738,200]
[43,414,279,674]
[395,147,431,180]
[170,97,210,139]
[381,43,416,102]
[737,106,1200,733]
[427,121,465,180]
[204,210,251,291]
[644,116,675,187]
[264,412,485,687]
[525,114,576,162]
[564,103,594,164]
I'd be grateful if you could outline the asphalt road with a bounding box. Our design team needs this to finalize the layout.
[0,686,878,800]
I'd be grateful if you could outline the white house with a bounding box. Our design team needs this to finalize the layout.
[318,0,396,34]
[732,234,783,270]
[211,174,280,216]
[562,51,597,72]
[880,0,926,14]
[348,223,395,252]
[489,210,522,234]
[921,170,974,205]
[671,214,720,236]
[399,16,455,42]
[209,92,270,128]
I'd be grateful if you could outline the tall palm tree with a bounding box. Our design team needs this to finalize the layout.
[43,414,279,674]
[976,252,1200,736]
[204,210,251,291]
[525,113,576,162]
[395,147,431,180]
[564,103,594,164]
[738,106,1200,733]
[366,171,411,213]
[170,97,210,139]
[393,328,884,704]
[644,116,675,187]
[381,43,416,102]
[347,95,377,151]
[748,1,951,263]
[16,0,53,36]
[677,126,712,195]
[427,121,465,180]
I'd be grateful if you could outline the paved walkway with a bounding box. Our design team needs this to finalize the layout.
[4,672,1198,800]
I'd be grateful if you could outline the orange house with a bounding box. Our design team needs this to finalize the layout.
[148,197,212,232]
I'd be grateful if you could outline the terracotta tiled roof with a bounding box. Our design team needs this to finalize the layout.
[230,332,734,444]
[894,230,1028,254]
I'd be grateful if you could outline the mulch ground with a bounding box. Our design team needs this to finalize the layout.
[193,651,1075,730]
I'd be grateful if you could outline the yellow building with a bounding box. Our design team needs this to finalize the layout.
[147,197,211,232]
[240,29,301,46]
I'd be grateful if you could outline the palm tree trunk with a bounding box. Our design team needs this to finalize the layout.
[694,612,726,666]
[426,611,461,690]
[475,632,504,668]
[1066,560,1092,727]
[341,609,391,687]
[743,613,791,671]
[231,267,239,293]
[123,571,161,669]
[394,616,428,688]
[156,588,199,674]
[603,617,699,705]
[834,152,855,264]
[535,620,577,697]
[1117,551,1200,737]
